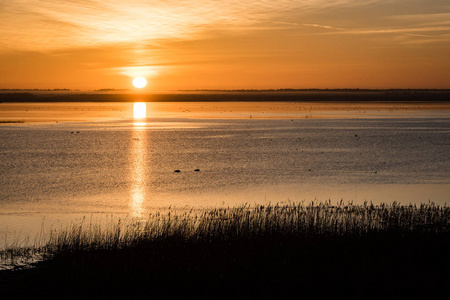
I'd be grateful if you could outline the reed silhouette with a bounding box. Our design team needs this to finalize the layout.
[1,201,449,298]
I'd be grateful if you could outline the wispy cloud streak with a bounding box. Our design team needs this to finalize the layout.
[298,10,450,44]
[274,22,344,31]
[324,26,450,35]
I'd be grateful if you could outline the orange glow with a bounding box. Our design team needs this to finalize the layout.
[0,1,449,89]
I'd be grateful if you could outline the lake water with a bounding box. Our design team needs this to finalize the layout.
[1,101,449,248]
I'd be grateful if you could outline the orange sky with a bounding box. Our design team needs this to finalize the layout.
[1,1,449,90]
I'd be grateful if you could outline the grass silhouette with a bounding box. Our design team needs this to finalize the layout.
[1,201,449,298]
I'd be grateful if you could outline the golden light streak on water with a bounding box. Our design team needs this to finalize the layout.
[130,111,148,218]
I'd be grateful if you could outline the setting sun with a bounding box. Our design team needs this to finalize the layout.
[133,77,147,88]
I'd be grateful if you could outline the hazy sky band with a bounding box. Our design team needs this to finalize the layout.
[1,0,449,89]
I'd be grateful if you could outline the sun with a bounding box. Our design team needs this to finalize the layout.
[133,77,147,88]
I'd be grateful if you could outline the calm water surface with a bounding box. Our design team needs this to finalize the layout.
[1,102,449,248]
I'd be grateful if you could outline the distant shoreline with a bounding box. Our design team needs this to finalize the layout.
[1,89,450,103]
[2,88,450,92]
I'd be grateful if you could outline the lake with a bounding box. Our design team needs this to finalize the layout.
[1,101,449,248]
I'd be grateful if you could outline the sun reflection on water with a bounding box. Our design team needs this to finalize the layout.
[130,102,148,218]
[133,102,147,120]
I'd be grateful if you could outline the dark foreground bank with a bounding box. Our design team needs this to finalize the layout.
[1,202,449,299]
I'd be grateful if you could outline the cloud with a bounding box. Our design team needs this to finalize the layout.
[390,13,450,24]
[274,22,344,31]
[300,9,450,44]
[329,26,450,35]
[0,0,377,51]
[395,33,450,45]
[112,66,168,78]
[302,24,344,31]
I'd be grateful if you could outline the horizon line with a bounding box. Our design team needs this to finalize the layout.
[2,88,450,93]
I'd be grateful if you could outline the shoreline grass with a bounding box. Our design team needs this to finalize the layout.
[1,201,449,298]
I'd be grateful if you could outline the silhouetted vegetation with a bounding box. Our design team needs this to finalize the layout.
[1,202,449,298]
